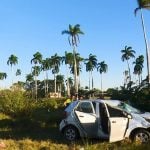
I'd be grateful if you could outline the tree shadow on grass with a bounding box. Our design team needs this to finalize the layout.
[0,118,66,143]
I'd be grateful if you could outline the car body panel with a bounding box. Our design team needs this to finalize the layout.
[109,117,128,142]
[75,110,98,137]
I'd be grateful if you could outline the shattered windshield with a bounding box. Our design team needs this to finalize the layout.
[118,102,142,114]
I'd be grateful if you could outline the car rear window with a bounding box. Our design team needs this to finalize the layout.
[76,102,93,113]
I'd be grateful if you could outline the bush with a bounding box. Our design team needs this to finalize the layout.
[0,90,27,115]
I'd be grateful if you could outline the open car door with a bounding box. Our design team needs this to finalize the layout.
[74,101,97,137]
[106,104,129,142]
[109,117,128,142]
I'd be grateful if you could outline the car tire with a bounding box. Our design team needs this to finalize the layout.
[132,129,150,143]
[63,126,79,141]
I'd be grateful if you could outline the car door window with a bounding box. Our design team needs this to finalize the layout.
[107,104,126,117]
[76,102,93,113]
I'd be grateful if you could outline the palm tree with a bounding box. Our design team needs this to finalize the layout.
[70,53,84,89]
[41,58,51,96]
[32,65,41,99]
[62,51,74,96]
[56,74,64,97]
[0,72,7,80]
[123,70,129,87]
[16,69,21,76]
[0,72,7,89]
[135,0,150,84]
[133,55,144,85]
[97,61,108,97]
[65,76,74,96]
[121,46,136,81]
[26,73,34,98]
[7,54,18,85]
[85,54,97,91]
[50,53,62,94]
[62,24,84,98]
[31,52,43,100]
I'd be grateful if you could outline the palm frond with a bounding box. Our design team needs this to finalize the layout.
[62,30,70,35]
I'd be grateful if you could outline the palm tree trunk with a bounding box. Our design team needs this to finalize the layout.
[101,73,103,98]
[127,60,131,82]
[46,71,48,94]
[140,8,150,84]
[60,84,62,97]
[11,66,13,86]
[89,71,91,90]
[66,64,70,97]
[73,46,78,98]
[91,71,94,90]
[54,73,56,95]
[35,75,37,101]
[138,74,140,86]
[43,71,46,97]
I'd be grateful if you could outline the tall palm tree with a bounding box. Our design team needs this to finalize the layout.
[121,46,136,81]
[62,51,74,96]
[133,55,144,85]
[41,58,51,96]
[26,73,34,98]
[70,53,84,89]
[62,24,84,98]
[65,76,74,96]
[97,61,108,97]
[56,74,64,97]
[32,65,41,99]
[135,0,150,84]
[85,54,97,91]
[31,52,43,100]
[123,70,129,87]
[7,54,18,85]
[50,53,62,94]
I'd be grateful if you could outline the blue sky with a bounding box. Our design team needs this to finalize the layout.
[0,0,150,90]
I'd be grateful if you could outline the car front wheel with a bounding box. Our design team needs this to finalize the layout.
[63,126,79,141]
[132,129,150,143]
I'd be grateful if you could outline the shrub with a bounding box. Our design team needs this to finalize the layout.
[0,90,27,115]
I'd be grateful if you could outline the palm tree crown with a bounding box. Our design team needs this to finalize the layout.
[97,61,108,74]
[85,54,97,72]
[16,69,21,76]
[0,72,7,80]
[7,54,18,66]
[121,46,135,61]
[121,46,136,81]
[135,0,150,15]
[133,55,144,75]
[31,52,42,65]
[62,24,84,46]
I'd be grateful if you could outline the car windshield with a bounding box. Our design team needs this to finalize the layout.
[117,102,142,114]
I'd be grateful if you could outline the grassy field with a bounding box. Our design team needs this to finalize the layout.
[0,110,150,150]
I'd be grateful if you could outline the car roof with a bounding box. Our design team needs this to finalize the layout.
[82,99,122,106]
[65,99,122,112]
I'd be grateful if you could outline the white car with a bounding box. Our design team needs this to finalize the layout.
[59,99,150,143]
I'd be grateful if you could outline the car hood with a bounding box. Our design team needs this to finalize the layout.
[132,112,150,120]
[139,112,150,119]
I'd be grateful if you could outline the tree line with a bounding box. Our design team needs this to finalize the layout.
[0,0,150,100]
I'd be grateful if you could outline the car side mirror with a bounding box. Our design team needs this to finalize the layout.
[127,114,132,119]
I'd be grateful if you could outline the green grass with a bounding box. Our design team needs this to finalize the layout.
[0,105,150,150]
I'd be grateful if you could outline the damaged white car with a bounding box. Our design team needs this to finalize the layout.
[59,99,150,143]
